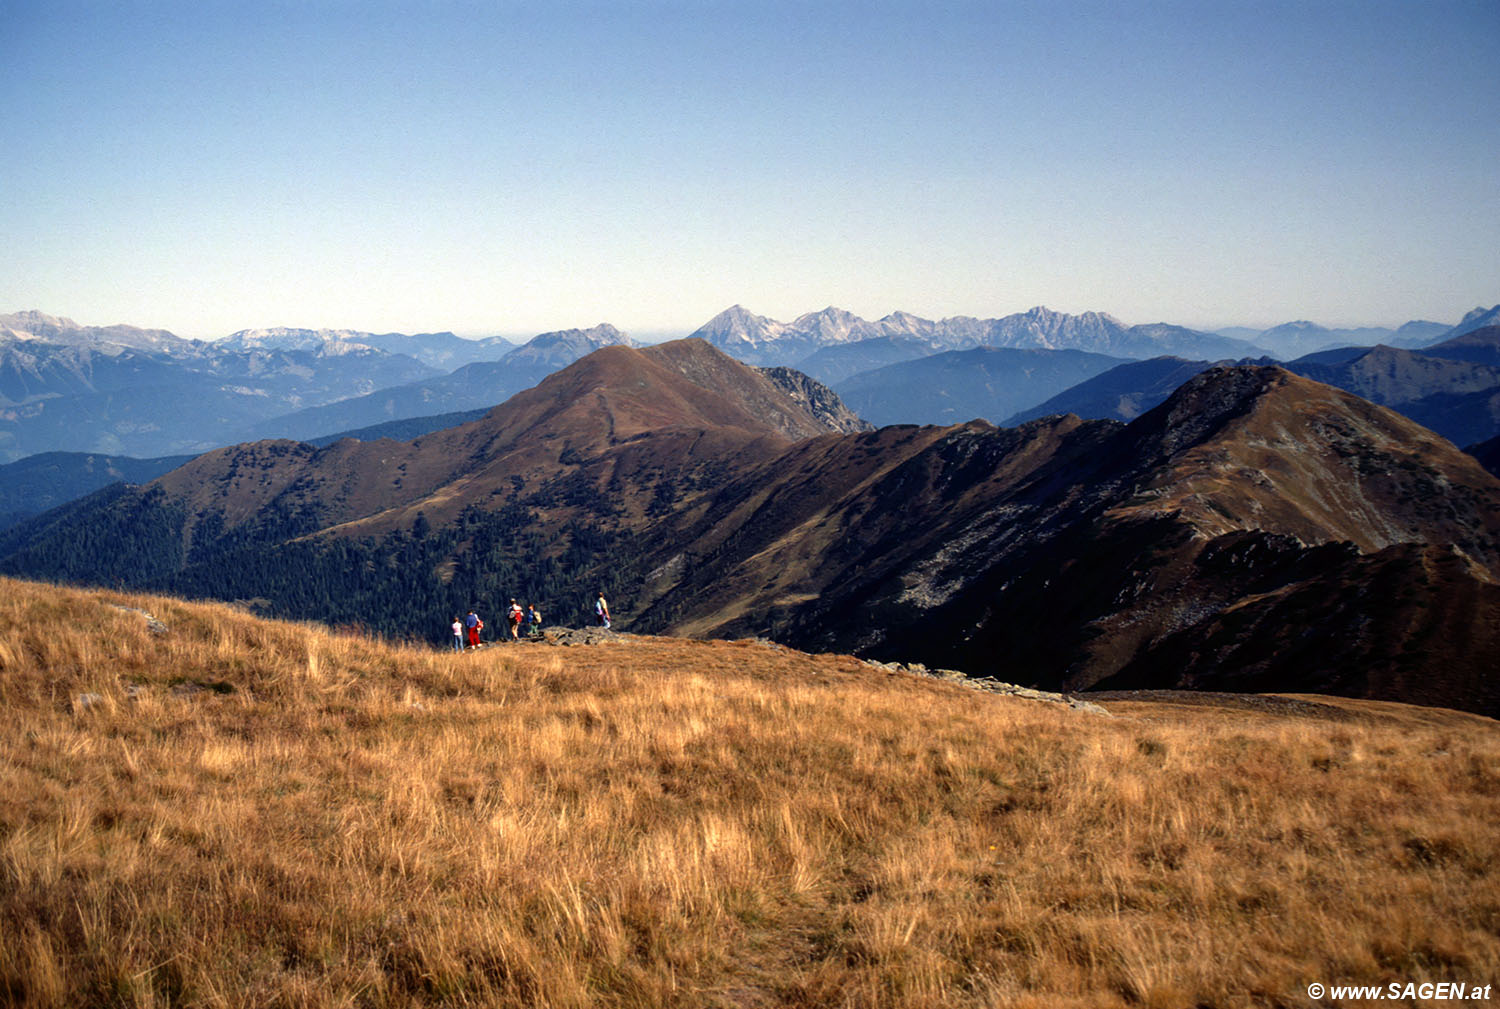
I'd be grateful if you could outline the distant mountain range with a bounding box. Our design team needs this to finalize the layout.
[1011,326,1500,451]
[3,302,1495,465]
[0,309,192,354]
[690,304,1497,429]
[0,312,519,367]
[831,347,1127,427]
[0,313,570,461]
[219,327,517,370]
[0,341,441,463]
[4,338,1498,716]
[1207,307,1500,358]
[1448,305,1500,339]
[1230,320,1428,358]
[239,324,634,441]
[690,304,1269,366]
[1288,333,1500,447]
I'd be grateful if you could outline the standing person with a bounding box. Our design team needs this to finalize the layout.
[451,615,464,652]
[508,599,523,640]
[595,591,610,629]
[527,603,542,638]
[466,609,483,648]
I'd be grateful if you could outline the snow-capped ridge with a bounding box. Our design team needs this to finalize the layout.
[686,304,1270,365]
[221,328,381,355]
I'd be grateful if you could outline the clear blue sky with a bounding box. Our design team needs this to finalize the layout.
[3,0,1497,338]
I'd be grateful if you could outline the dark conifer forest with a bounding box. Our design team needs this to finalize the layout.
[0,491,632,645]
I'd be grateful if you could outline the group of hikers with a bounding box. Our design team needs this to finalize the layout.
[449,592,611,650]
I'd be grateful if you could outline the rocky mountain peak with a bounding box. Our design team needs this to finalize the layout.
[242,332,418,363]
[983,306,1128,351]
[1125,364,1286,461]
[691,306,788,346]
[1017,306,1123,326]
[1,310,80,333]
[220,328,375,353]
[1115,364,1500,566]
[523,323,628,349]
[0,311,189,353]
[789,306,870,343]
[756,366,874,434]
[880,310,928,327]
[1451,305,1500,338]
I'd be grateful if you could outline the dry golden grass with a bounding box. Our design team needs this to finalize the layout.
[1,575,1498,1008]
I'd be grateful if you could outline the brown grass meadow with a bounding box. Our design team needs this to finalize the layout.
[1,575,1498,1008]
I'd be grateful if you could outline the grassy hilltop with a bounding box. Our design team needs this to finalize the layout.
[1,576,1498,1007]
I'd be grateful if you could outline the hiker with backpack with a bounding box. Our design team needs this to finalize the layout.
[595,591,611,629]
[508,599,524,640]
[465,609,483,648]
[527,603,543,638]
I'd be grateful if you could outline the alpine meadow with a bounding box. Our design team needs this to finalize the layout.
[2,579,1498,1007]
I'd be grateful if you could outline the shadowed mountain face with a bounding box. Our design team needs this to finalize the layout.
[1423,325,1500,367]
[1097,541,1500,715]
[794,337,934,385]
[3,345,1497,715]
[1004,356,1221,425]
[0,451,196,531]
[830,347,1127,426]
[1469,435,1500,478]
